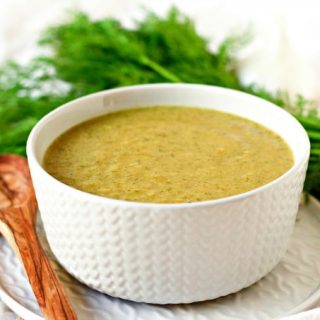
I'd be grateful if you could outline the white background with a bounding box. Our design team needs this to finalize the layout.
[0,0,320,104]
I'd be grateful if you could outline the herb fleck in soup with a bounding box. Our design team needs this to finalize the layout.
[44,106,293,203]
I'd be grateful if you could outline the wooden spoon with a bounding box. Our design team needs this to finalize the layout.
[0,154,77,320]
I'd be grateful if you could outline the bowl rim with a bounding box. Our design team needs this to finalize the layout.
[26,83,310,209]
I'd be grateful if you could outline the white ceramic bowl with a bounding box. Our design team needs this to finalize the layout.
[27,84,310,304]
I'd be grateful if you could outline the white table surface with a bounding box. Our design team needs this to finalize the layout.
[0,1,319,319]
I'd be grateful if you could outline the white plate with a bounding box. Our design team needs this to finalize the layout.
[0,197,320,320]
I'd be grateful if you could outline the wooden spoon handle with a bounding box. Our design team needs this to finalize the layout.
[0,205,77,320]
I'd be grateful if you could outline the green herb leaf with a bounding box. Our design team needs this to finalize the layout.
[0,8,319,196]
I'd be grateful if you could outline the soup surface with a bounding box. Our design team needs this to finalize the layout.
[44,106,293,203]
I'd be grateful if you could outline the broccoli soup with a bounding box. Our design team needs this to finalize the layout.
[43,106,293,203]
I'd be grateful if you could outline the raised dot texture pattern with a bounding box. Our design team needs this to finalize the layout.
[27,157,308,304]
[1,191,320,320]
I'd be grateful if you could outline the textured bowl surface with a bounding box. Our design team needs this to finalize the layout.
[27,84,310,304]
[2,199,320,320]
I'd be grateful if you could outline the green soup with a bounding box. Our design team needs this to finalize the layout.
[44,106,293,203]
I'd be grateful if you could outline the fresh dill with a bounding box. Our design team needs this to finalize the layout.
[0,8,319,196]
